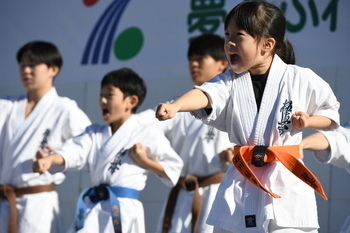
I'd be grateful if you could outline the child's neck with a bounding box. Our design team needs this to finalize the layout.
[25,86,52,118]
[249,55,273,75]
[110,114,132,134]
[27,86,52,103]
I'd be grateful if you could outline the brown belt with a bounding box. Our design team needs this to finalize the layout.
[161,173,224,233]
[233,145,328,200]
[0,184,55,233]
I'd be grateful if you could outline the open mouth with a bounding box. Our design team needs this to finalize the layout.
[230,54,239,64]
[102,109,110,116]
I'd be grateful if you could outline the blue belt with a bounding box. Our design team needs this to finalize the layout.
[75,184,139,233]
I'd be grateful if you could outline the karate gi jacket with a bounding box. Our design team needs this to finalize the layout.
[191,55,340,232]
[0,87,91,233]
[312,123,350,173]
[54,115,183,233]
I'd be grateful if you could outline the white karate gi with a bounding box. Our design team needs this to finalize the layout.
[312,122,350,233]
[54,115,183,233]
[142,109,232,233]
[312,123,350,173]
[0,87,91,233]
[191,55,340,232]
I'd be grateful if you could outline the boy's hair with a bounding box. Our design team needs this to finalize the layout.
[17,41,63,69]
[187,34,226,61]
[101,68,146,113]
[225,1,295,65]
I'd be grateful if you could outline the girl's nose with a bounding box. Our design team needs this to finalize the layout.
[227,41,236,48]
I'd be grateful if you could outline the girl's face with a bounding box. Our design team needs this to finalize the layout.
[100,84,134,132]
[188,55,227,85]
[224,19,273,75]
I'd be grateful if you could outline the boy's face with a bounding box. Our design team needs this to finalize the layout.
[188,55,227,85]
[100,84,133,129]
[19,56,57,91]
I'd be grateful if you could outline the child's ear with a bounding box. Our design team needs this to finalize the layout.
[127,95,139,110]
[219,59,229,73]
[49,66,60,80]
[262,38,276,52]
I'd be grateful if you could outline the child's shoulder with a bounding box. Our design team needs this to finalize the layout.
[285,63,314,74]
[1,94,26,102]
[84,123,108,134]
[56,95,80,108]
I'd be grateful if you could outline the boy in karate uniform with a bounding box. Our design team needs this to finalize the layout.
[33,68,183,233]
[154,34,233,233]
[0,41,91,233]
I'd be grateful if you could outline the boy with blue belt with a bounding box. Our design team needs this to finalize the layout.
[33,68,183,233]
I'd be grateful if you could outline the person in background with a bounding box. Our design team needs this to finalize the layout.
[152,34,233,233]
[301,122,350,173]
[33,68,183,233]
[301,122,350,233]
[0,41,91,233]
[155,1,339,232]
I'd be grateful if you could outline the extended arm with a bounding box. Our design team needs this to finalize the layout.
[156,89,210,121]
[33,151,65,174]
[300,132,330,151]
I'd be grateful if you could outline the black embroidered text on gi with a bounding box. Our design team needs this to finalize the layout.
[108,148,128,174]
[278,99,292,136]
[40,129,51,149]
[204,126,215,142]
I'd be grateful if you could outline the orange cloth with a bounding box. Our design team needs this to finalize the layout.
[233,145,328,200]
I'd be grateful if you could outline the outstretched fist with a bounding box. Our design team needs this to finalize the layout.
[155,103,178,121]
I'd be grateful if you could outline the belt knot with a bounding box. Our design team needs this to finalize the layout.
[232,145,328,200]
[0,185,15,199]
[180,176,199,191]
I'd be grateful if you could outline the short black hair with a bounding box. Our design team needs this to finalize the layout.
[17,41,63,68]
[101,68,147,113]
[187,34,226,61]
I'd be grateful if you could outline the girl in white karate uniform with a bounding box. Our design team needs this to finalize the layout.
[155,1,339,233]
